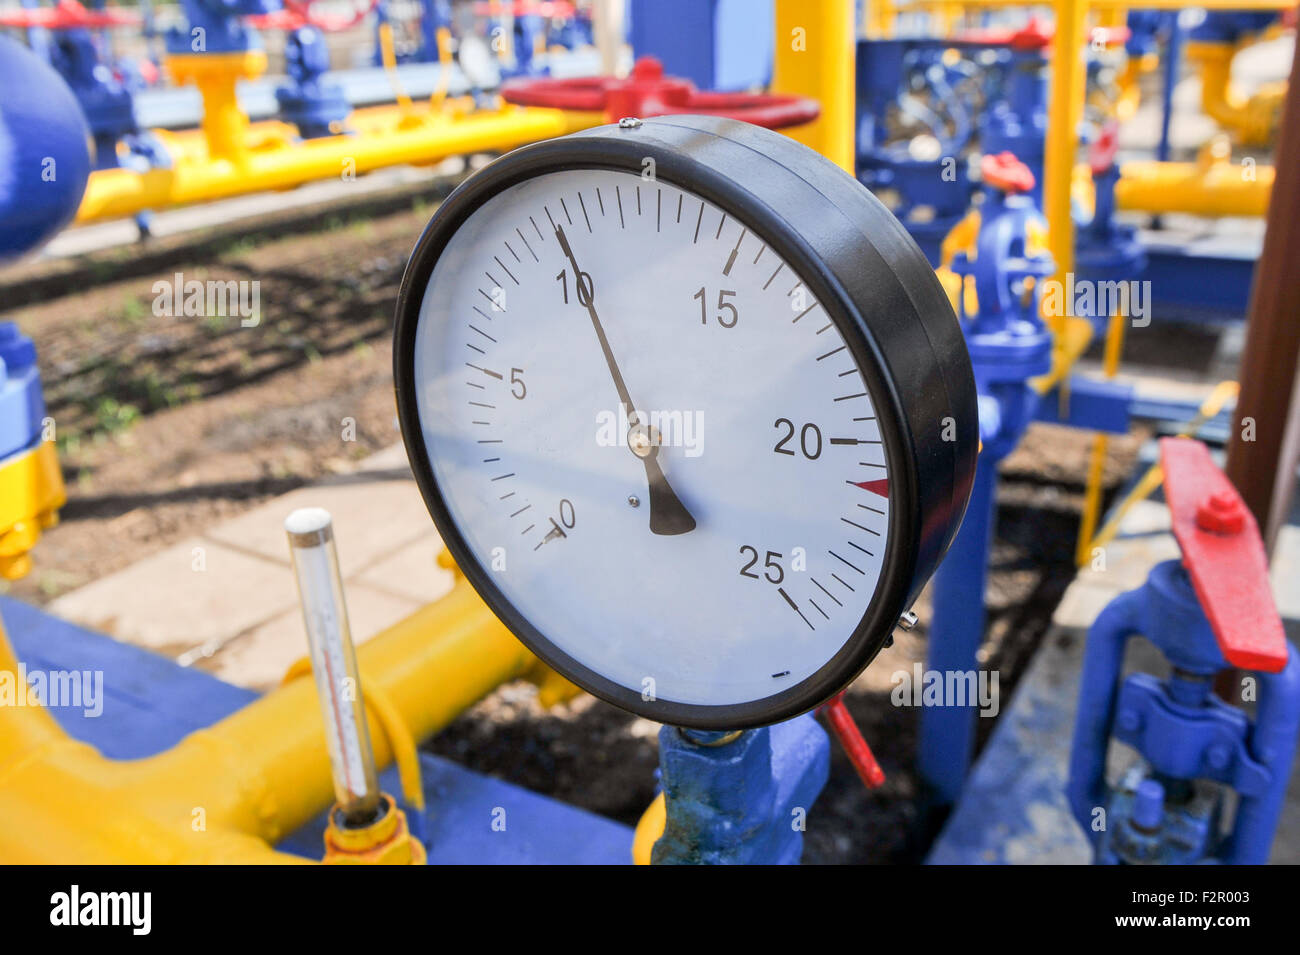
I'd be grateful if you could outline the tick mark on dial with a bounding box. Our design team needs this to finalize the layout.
[516,228,539,262]
[812,577,842,607]
[578,192,592,232]
[792,302,819,323]
[829,550,864,575]
[763,262,784,289]
[493,256,518,285]
[778,586,814,631]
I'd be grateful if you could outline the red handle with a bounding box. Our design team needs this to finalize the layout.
[0,0,139,29]
[501,56,821,130]
[1160,437,1288,672]
[818,694,886,789]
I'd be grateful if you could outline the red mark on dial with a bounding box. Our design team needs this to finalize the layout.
[853,479,889,497]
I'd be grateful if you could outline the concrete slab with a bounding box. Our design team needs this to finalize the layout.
[47,537,298,657]
[196,584,422,693]
[204,472,437,578]
[45,443,444,690]
[356,533,456,605]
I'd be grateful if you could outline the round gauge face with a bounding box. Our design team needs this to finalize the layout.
[395,118,978,728]
[412,165,890,709]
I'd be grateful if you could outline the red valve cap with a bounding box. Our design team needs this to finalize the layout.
[981,151,1035,195]
[1160,436,1288,672]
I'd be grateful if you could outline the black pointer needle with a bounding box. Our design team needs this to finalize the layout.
[555,225,696,536]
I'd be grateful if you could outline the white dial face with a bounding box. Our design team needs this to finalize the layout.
[411,167,892,710]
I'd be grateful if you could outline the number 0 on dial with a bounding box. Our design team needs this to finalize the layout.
[394,116,978,729]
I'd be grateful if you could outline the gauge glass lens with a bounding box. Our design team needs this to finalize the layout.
[412,168,892,707]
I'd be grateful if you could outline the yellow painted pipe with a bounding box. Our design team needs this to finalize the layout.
[0,574,540,863]
[772,0,856,174]
[77,105,605,224]
[894,0,1292,9]
[1114,157,1274,217]
[1186,40,1286,146]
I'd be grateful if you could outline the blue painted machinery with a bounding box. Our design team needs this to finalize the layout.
[628,0,774,93]
[653,720,830,865]
[276,25,351,138]
[166,0,279,55]
[855,37,980,265]
[1068,438,1300,864]
[0,34,93,260]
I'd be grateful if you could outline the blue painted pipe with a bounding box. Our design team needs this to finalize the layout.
[917,455,998,805]
[0,35,93,262]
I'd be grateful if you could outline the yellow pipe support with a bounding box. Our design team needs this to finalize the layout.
[772,0,856,174]
[0,574,540,863]
[1043,0,1087,338]
[166,52,268,167]
[378,21,415,113]
[76,105,605,224]
[1074,306,1128,566]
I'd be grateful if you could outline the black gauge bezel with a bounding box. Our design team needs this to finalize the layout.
[393,116,977,729]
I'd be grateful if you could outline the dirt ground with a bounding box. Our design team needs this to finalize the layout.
[3,183,1165,864]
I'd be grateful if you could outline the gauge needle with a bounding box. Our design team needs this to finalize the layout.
[555,225,697,536]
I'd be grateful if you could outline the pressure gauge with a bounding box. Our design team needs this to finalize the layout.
[394,116,977,729]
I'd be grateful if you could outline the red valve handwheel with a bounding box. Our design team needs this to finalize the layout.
[981,151,1035,194]
[501,56,821,130]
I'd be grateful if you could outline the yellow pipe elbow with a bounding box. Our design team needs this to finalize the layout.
[0,574,540,863]
[1187,40,1280,146]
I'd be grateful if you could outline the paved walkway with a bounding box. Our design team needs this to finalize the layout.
[49,443,454,691]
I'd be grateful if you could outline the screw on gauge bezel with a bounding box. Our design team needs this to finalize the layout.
[393,116,977,729]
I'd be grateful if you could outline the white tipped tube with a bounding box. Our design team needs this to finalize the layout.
[285,507,381,826]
